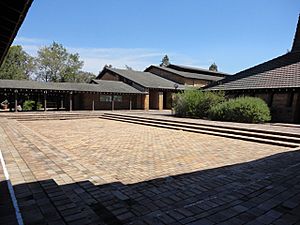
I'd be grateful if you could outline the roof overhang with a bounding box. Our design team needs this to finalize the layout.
[0,0,34,66]
[0,79,145,95]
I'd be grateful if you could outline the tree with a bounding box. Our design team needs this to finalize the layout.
[61,53,84,82]
[36,42,83,82]
[0,45,35,80]
[209,63,218,72]
[104,64,112,68]
[74,71,96,83]
[160,55,170,67]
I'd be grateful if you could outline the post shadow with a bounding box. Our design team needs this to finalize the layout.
[1,149,300,225]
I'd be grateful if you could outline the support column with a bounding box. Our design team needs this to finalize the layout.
[171,93,176,114]
[69,91,73,111]
[43,91,47,112]
[14,90,18,112]
[143,94,149,111]
[60,95,64,109]
[111,95,114,111]
[129,96,132,111]
[92,95,95,111]
[56,95,60,110]
[158,92,163,111]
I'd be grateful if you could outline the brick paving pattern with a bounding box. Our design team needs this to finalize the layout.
[0,116,300,224]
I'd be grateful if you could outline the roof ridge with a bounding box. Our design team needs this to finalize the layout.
[93,79,123,83]
[145,65,224,81]
[168,64,230,75]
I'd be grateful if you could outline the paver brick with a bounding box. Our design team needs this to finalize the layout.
[0,115,300,224]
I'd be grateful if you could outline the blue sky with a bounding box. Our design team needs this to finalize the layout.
[14,0,299,74]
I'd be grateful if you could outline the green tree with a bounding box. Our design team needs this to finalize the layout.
[0,45,35,80]
[36,42,83,82]
[74,71,96,83]
[160,55,170,67]
[209,63,218,72]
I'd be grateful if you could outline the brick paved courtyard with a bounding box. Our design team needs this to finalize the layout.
[1,117,300,224]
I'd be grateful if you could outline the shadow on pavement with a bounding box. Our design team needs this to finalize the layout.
[1,149,300,225]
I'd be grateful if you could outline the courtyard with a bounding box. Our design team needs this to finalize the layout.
[1,115,300,225]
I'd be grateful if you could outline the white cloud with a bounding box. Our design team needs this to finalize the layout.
[14,37,50,44]
[68,47,165,73]
[13,36,212,74]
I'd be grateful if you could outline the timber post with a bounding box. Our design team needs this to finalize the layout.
[43,90,47,112]
[69,91,73,111]
[14,90,18,112]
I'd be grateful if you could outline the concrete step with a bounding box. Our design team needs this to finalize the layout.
[3,113,104,121]
[15,115,102,121]
[104,113,300,139]
[100,114,299,148]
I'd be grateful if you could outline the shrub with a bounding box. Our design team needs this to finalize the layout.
[23,100,42,111]
[173,90,225,118]
[208,96,271,123]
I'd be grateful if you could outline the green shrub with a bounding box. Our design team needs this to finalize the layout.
[173,90,225,118]
[208,96,271,123]
[23,100,42,111]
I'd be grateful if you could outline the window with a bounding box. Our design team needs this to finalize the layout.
[99,95,122,102]
[113,96,122,102]
[100,95,112,102]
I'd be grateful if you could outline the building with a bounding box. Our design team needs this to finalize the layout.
[145,64,228,87]
[0,79,145,111]
[0,0,229,113]
[206,15,300,123]
[96,67,185,110]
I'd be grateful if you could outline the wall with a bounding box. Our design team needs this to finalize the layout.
[101,72,119,81]
[270,92,298,123]
[229,91,299,123]
[163,91,173,109]
[148,67,186,84]
[149,90,159,109]
[184,78,208,87]
[76,93,142,110]
[136,95,142,109]
[148,67,210,87]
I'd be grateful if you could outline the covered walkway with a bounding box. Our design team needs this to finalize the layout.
[0,79,145,112]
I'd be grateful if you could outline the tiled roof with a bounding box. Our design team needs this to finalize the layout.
[146,65,225,81]
[98,67,185,90]
[206,15,300,91]
[205,52,300,91]
[90,80,144,93]
[0,79,143,94]
[0,0,33,65]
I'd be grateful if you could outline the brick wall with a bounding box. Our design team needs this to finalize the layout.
[149,90,159,109]
[231,91,299,123]
[76,93,142,110]
[148,67,210,87]
[184,78,208,87]
[148,67,185,84]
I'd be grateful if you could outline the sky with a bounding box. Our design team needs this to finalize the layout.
[13,0,299,75]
